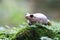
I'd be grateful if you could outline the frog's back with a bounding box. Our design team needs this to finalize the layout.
[33,13,47,19]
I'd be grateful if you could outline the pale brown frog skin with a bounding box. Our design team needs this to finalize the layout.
[25,13,51,25]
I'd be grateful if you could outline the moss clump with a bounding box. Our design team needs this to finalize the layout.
[11,26,40,40]
[11,23,60,40]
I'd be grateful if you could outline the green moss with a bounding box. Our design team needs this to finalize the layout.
[11,26,40,40]
[11,23,60,40]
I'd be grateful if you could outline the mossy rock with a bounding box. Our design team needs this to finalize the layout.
[11,24,60,40]
[11,27,40,40]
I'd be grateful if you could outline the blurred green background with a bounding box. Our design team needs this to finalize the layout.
[0,0,60,26]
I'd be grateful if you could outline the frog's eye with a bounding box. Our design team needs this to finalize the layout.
[30,15,34,18]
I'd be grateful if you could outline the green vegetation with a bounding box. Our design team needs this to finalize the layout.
[0,22,60,40]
